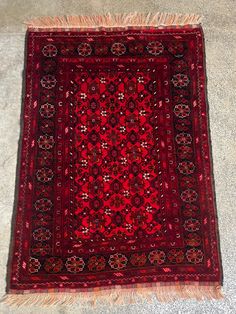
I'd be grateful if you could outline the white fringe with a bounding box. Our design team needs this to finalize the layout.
[25,12,202,30]
[1,284,223,307]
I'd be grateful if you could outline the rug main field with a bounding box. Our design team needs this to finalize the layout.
[8,26,222,294]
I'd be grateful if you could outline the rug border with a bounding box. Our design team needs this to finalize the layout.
[199,26,223,284]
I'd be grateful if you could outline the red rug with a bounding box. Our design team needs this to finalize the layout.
[5,13,222,305]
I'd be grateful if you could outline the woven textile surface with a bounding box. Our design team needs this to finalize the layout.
[5,14,223,305]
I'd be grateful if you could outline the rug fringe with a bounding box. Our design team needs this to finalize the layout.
[1,284,223,307]
[25,12,202,30]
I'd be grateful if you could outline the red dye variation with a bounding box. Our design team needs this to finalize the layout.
[9,27,222,293]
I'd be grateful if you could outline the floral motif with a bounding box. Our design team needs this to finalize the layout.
[110,179,122,194]
[28,257,41,273]
[36,168,54,183]
[131,194,144,208]
[129,177,144,192]
[40,103,55,118]
[180,176,196,189]
[44,257,63,273]
[34,198,52,212]
[108,253,128,270]
[181,189,198,203]
[65,256,85,273]
[33,227,52,241]
[128,42,144,54]
[172,59,188,72]
[111,43,126,56]
[90,197,104,211]
[172,74,190,88]
[177,145,193,159]
[33,212,51,227]
[110,195,124,208]
[61,44,75,55]
[38,135,55,150]
[182,204,199,217]
[177,161,195,175]
[77,43,92,56]
[130,253,147,267]
[42,44,57,57]
[88,256,106,271]
[185,233,201,247]
[175,118,191,132]
[40,75,57,89]
[35,184,53,198]
[125,81,137,95]
[88,130,100,145]
[40,120,54,134]
[174,104,190,118]
[175,133,192,145]
[173,89,189,102]
[41,90,55,103]
[80,92,87,100]
[146,41,164,56]
[183,218,200,232]
[38,150,53,166]
[84,211,111,233]
[31,242,51,256]
[167,249,185,263]
[148,250,166,265]
[186,248,204,264]
[89,82,99,94]
[168,41,184,56]
[43,59,56,73]
[94,43,108,55]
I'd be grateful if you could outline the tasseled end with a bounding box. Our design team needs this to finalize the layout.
[25,12,202,31]
[1,283,223,307]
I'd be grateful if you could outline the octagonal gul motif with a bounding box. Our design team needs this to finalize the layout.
[65,256,85,273]
[77,43,92,56]
[42,44,58,57]
[146,41,164,56]
[40,103,55,118]
[108,253,128,270]
[34,198,52,212]
[111,42,126,56]
[40,75,57,89]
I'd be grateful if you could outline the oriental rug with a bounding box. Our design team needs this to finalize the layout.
[4,13,223,306]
